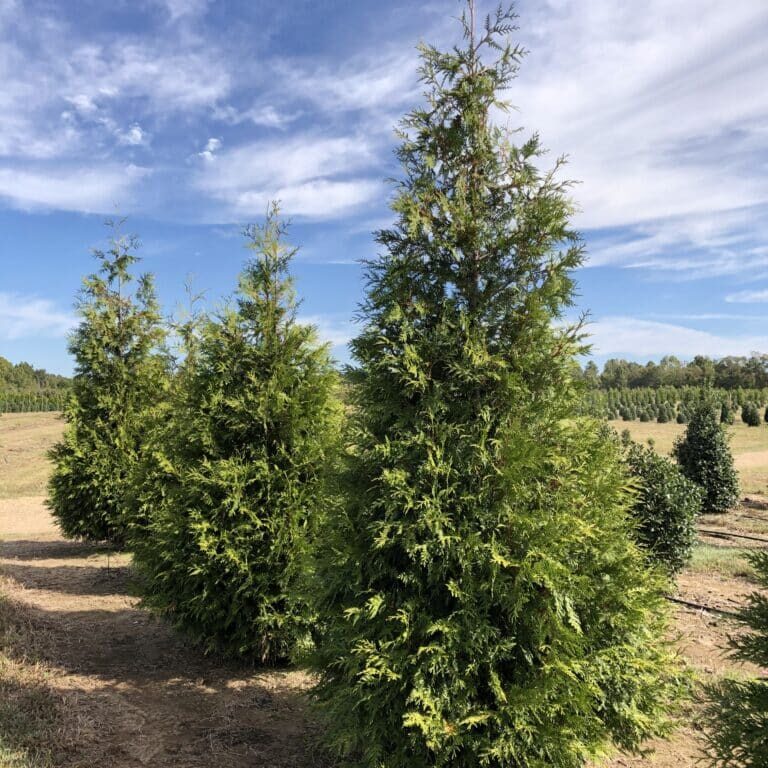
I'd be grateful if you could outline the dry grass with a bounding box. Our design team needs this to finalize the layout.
[609,419,768,495]
[0,592,62,768]
[0,414,64,500]
[688,544,757,582]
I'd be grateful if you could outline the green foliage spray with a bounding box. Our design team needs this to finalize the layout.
[130,206,340,663]
[310,5,685,766]
[48,223,168,544]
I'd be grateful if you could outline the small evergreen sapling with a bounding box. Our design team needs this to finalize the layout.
[705,549,768,765]
[48,223,168,544]
[743,402,761,427]
[673,402,739,514]
[310,5,685,766]
[624,440,701,575]
[130,207,340,663]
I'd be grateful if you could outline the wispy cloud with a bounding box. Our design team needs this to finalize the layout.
[588,316,768,358]
[196,134,383,219]
[512,0,768,277]
[725,289,768,304]
[0,293,75,340]
[155,0,210,21]
[0,165,147,213]
[298,314,354,350]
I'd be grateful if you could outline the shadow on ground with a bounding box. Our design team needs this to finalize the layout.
[0,530,332,768]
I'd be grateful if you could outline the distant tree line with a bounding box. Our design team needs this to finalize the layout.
[579,355,768,390]
[581,385,768,425]
[0,356,71,412]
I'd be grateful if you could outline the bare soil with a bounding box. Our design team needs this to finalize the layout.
[0,497,325,767]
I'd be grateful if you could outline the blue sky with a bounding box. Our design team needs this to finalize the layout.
[1,0,767,375]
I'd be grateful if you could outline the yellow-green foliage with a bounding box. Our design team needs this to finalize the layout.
[706,550,768,765]
[130,207,341,663]
[310,6,685,766]
[47,225,168,544]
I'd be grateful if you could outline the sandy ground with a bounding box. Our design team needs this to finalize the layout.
[0,500,325,767]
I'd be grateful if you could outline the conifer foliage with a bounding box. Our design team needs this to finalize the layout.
[130,206,339,663]
[48,223,168,544]
[673,402,739,514]
[706,549,768,765]
[311,5,683,766]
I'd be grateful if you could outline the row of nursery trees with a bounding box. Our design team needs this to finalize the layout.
[47,5,765,766]
[581,386,768,425]
[0,356,70,413]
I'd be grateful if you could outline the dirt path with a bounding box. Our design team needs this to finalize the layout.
[0,498,322,768]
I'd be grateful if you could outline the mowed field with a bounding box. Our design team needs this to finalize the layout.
[609,419,768,496]
[0,413,766,767]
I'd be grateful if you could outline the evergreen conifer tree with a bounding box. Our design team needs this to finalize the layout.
[311,5,684,765]
[130,206,340,662]
[673,401,739,514]
[48,223,168,544]
[705,549,768,764]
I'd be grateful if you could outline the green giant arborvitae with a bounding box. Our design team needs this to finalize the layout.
[311,5,683,766]
[706,549,768,765]
[48,224,168,544]
[130,206,340,663]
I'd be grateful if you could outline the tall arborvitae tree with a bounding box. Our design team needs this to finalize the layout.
[48,223,168,544]
[130,206,340,663]
[310,5,684,766]
[705,549,768,764]
[673,401,739,514]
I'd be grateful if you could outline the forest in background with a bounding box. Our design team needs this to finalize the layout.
[578,354,768,390]
[0,356,71,412]
[3,354,768,415]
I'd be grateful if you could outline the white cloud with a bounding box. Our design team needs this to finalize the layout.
[197,137,221,162]
[725,289,768,304]
[0,11,230,168]
[588,316,768,358]
[67,42,231,112]
[157,0,210,20]
[117,124,147,146]
[272,50,419,115]
[586,206,768,278]
[197,135,382,219]
[0,165,146,213]
[298,314,354,349]
[66,93,99,116]
[509,0,768,273]
[0,293,75,340]
[213,103,298,129]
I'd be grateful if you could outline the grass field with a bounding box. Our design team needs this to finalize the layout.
[609,419,768,495]
[0,413,63,499]
[0,413,766,767]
